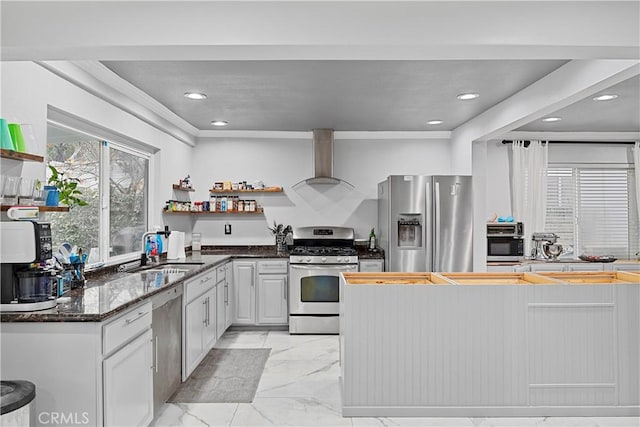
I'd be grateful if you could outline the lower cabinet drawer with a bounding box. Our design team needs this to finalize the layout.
[103,301,152,355]
[257,260,288,274]
[185,271,216,303]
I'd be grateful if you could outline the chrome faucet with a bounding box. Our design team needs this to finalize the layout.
[140,226,171,266]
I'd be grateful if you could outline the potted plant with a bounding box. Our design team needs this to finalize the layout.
[268,221,292,254]
[46,165,87,208]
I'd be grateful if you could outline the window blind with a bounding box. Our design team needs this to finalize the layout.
[546,166,638,259]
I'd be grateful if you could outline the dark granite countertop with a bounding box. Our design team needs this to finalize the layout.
[1,245,383,323]
[0,247,289,323]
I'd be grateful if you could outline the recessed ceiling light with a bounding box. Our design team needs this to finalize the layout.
[541,117,562,122]
[211,120,228,127]
[184,92,207,100]
[456,93,479,100]
[427,120,444,125]
[593,94,618,101]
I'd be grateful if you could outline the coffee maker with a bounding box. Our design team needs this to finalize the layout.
[1,221,57,311]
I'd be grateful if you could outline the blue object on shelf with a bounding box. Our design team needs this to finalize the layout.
[497,216,514,222]
[45,186,59,206]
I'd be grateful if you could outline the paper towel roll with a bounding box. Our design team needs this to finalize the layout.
[167,231,186,260]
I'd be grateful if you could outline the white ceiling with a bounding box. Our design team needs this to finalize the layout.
[2,1,639,140]
[101,60,571,132]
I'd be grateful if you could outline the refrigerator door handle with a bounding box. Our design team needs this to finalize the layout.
[434,181,441,272]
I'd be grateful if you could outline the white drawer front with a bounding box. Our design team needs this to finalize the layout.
[216,265,226,283]
[185,271,216,303]
[257,260,288,274]
[103,301,152,355]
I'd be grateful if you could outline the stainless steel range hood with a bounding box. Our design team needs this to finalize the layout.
[294,129,353,188]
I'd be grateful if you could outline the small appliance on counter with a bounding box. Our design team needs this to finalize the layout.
[486,222,525,262]
[1,221,58,311]
[531,232,563,261]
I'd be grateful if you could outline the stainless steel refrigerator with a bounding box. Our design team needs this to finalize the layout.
[378,175,473,272]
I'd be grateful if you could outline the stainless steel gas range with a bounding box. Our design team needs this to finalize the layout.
[288,226,358,334]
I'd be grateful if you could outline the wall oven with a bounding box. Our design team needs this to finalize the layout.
[486,222,525,261]
[288,226,358,334]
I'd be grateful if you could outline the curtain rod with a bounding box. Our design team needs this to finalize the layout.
[501,140,635,145]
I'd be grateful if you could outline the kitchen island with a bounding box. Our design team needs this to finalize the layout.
[339,272,640,417]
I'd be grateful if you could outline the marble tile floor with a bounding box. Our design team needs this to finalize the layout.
[151,330,640,427]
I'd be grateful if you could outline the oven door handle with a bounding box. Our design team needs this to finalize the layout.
[289,264,358,271]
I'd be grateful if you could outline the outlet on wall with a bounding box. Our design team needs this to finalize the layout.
[225,223,232,235]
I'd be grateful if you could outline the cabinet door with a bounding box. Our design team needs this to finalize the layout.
[487,265,517,272]
[216,279,226,339]
[202,288,217,351]
[566,263,604,272]
[359,260,384,272]
[233,261,256,324]
[103,329,153,427]
[530,263,565,272]
[257,274,288,324]
[612,263,640,271]
[184,296,205,377]
[225,263,233,329]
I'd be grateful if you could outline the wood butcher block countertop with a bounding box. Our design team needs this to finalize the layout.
[343,272,451,285]
[343,271,640,286]
[537,270,640,284]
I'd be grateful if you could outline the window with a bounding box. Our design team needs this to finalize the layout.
[546,165,639,259]
[46,123,149,266]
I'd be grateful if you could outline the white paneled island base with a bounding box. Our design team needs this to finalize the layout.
[338,272,640,417]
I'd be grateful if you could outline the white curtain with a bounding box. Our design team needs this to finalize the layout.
[634,142,640,224]
[511,140,548,256]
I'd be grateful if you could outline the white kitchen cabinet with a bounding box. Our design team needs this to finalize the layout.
[359,259,384,272]
[529,263,566,272]
[256,259,288,325]
[610,262,640,272]
[233,260,256,324]
[224,262,233,329]
[565,262,604,271]
[486,265,517,272]
[202,288,217,350]
[216,263,227,339]
[257,274,288,324]
[183,269,217,379]
[103,329,153,427]
[184,295,205,378]
[184,287,216,378]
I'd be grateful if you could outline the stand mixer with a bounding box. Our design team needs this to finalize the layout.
[531,232,563,261]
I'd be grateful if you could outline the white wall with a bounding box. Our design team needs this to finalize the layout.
[189,137,452,245]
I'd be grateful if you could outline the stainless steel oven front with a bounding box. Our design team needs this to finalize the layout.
[288,263,357,334]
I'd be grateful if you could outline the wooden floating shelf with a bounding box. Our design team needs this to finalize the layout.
[0,205,70,212]
[0,149,44,162]
[164,207,265,215]
[209,187,283,193]
[172,184,195,192]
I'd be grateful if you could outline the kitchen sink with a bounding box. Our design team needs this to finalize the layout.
[127,262,204,273]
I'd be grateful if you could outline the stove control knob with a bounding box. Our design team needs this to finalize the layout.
[297,257,304,263]
[305,257,311,263]
[336,257,342,263]
[321,257,327,263]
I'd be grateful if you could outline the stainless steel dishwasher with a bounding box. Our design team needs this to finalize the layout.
[151,285,183,416]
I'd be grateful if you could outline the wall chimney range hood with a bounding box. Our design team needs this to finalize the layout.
[293,129,354,189]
